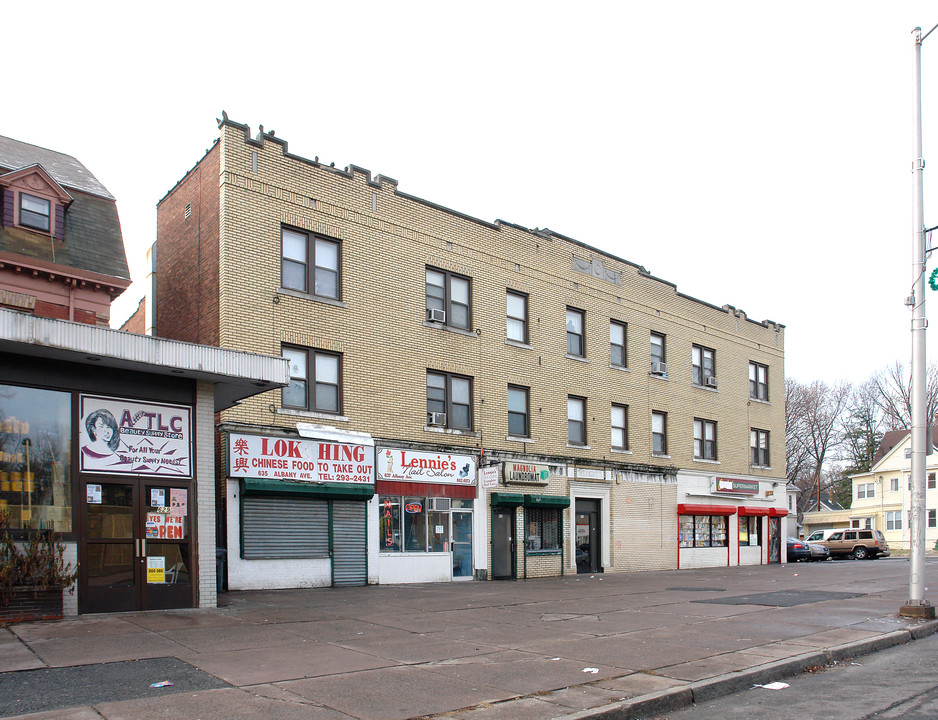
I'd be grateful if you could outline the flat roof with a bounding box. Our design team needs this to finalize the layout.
[0,309,288,411]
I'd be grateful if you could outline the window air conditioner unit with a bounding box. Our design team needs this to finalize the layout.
[427,308,446,323]
[429,497,451,511]
[651,361,667,376]
[705,376,718,388]
[428,412,447,426]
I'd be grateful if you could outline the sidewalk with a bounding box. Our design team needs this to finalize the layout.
[1,558,937,720]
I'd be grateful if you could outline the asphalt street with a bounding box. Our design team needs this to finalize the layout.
[646,628,938,720]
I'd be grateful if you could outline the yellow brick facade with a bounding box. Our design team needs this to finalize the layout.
[166,118,787,582]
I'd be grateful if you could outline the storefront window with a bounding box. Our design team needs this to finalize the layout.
[379,495,471,554]
[680,514,728,548]
[526,508,560,551]
[739,516,761,546]
[380,496,401,552]
[0,385,72,532]
[403,497,428,552]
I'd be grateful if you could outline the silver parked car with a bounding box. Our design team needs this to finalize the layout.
[807,542,830,561]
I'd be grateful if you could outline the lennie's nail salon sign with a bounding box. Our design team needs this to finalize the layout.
[79,395,191,477]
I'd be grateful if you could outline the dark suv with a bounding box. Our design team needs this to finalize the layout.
[818,529,890,559]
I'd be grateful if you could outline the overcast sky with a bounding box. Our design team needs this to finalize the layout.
[6,2,938,385]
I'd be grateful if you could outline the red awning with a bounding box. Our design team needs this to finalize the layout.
[768,508,789,517]
[738,506,771,517]
[677,503,737,516]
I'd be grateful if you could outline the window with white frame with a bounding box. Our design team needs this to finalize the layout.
[281,227,340,299]
[886,510,902,530]
[692,344,715,386]
[610,320,627,368]
[611,403,628,450]
[694,418,717,461]
[20,193,51,232]
[652,411,667,455]
[282,346,341,414]
[568,396,586,445]
[426,267,471,329]
[506,290,528,343]
[749,361,769,401]
[929,473,936,489]
[929,509,937,528]
[507,385,529,438]
[857,482,875,499]
[427,371,473,429]
[751,428,769,467]
[566,308,585,357]
[890,477,899,492]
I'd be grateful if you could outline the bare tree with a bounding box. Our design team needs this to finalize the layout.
[786,378,852,514]
[868,361,938,431]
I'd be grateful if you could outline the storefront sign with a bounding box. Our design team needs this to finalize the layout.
[714,477,760,495]
[228,433,375,484]
[146,512,186,539]
[147,556,165,584]
[79,395,192,477]
[479,465,500,489]
[576,468,606,480]
[503,462,550,486]
[377,447,476,485]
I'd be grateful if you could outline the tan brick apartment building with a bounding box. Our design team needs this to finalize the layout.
[153,115,788,589]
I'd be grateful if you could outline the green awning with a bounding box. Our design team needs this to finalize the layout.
[490,492,524,507]
[524,494,571,508]
[240,478,375,501]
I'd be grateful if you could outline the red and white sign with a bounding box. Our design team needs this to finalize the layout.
[228,433,375,484]
[377,447,476,485]
[146,513,185,540]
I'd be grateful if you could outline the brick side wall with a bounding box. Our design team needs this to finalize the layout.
[155,145,220,345]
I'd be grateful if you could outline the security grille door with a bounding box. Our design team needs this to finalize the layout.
[242,496,329,559]
[332,501,367,586]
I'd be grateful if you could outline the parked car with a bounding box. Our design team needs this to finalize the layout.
[787,537,811,562]
[807,542,830,561]
[804,529,841,543]
[816,529,890,559]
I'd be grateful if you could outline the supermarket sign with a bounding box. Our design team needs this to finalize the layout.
[714,477,759,495]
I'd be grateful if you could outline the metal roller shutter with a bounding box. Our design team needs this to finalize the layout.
[242,496,329,559]
[332,501,367,586]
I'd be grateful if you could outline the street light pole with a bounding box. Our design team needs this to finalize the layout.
[902,25,935,620]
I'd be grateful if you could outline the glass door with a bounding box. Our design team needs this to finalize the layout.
[80,479,193,613]
[81,480,137,613]
[452,510,473,579]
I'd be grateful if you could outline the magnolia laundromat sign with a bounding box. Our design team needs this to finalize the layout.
[504,462,550,486]
[714,477,759,495]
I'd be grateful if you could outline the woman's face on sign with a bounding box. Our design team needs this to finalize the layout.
[94,417,112,443]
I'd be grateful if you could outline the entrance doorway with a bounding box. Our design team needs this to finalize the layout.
[492,507,516,580]
[79,477,192,613]
[575,498,601,574]
[452,510,473,580]
[769,517,781,563]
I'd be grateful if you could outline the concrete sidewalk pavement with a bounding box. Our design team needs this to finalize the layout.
[1,558,937,720]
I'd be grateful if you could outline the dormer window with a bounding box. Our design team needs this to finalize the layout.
[19,193,50,232]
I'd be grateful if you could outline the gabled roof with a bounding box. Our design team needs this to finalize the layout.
[872,427,938,466]
[0,135,113,200]
[0,136,129,282]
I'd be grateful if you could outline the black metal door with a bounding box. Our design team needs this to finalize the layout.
[492,508,515,580]
[575,499,601,573]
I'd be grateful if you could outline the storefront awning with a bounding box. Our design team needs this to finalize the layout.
[738,506,771,517]
[677,503,737,516]
[490,492,524,507]
[768,508,789,517]
[523,494,571,508]
[240,478,375,501]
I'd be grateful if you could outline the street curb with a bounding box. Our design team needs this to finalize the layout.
[552,620,938,720]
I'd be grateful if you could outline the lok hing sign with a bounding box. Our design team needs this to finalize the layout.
[228,433,375,484]
[714,477,760,495]
[79,395,191,477]
[377,447,476,485]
